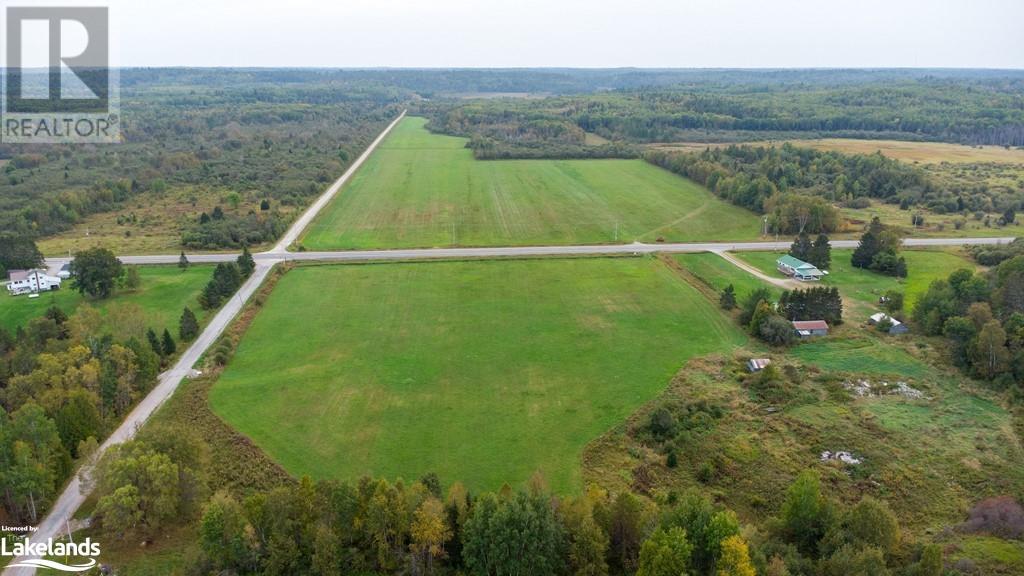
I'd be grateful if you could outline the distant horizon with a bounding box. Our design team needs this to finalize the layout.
[3,0,1020,69]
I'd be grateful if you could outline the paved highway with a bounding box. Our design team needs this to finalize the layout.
[10,105,1018,574]
[43,236,1018,270]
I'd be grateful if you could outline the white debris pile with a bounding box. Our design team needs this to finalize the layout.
[821,450,862,465]
[843,379,927,400]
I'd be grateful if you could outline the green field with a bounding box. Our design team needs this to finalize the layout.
[301,117,762,249]
[735,249,975,312]
[788,337,931,378]
[0,265,213,336]
[672,253,780,300]
[209,257,749,492]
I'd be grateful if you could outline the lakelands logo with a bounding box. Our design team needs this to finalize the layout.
[2,537,101,572]
[1,5,120,143]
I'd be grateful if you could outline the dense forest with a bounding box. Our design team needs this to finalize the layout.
[0,74,406,247]
[419,73,1024,157]
[912,239,1024,401]
[3,69,1024,251]
[0,248,250,525]
[642,143,1024,233]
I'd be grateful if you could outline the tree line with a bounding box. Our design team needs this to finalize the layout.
[913,240,1024,400]
[85,417,945,576]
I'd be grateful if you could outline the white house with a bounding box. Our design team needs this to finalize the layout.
[7,269,62,295]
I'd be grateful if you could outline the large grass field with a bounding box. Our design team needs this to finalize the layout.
[651,139,1024,165]
[209,257,749,492]
[301,117,762,250]
[0,265,213,337]
[734,249,976,313]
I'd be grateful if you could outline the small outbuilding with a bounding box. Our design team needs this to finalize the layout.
[869,312,909,335]
[776,255,825,282]
[747,358,772,372]
[792,320,829,338]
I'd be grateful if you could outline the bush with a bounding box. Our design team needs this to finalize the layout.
[649,408,677,441]
[959,496,1024,539]
[759,315,796,346]
[696,462,715,483]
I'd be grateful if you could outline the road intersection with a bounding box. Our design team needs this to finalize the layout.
[9,109,1018,574]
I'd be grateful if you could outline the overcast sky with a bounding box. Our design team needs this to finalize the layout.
[36,0,1024,68]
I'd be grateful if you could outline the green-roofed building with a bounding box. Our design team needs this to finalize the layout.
[776,255,825,281]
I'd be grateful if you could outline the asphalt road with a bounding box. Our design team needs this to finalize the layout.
[42,236,1018,270]
[268,111,406,254]
[10,106,1019,575]
[4,114,408,576]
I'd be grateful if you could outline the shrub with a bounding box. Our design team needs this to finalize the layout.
[959,496,1024,539]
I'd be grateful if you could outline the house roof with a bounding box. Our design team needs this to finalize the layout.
[792,320,829,331]
[8,270,29,282]
[747,358,772,370]
[870,312,902,327]
[774,253,806,266]
[777,255,823,275]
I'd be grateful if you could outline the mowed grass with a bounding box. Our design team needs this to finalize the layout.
[301,117,762,250]
[0,265,213,334]
[209,257,748,492]
[734,249,975,312]
[788,337,931,378]
[672,253,780,300]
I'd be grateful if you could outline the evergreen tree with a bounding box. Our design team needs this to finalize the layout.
[720,284,737,310]
[811,234,831,270]
[893,257,907,278]
[146,328,163,357]
[162,329,177,357]
[789,232,813,262]
[179,307,200,341]
[200,263,243,310]
[851,218,881,269]
[178,251,190,270]
[237,245,255,278]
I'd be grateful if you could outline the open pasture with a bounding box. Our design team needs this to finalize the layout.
[208,257,749,492]
[301,117,762,250]
[734,249,976,312]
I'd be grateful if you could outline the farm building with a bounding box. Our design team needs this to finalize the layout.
[869,312,909,335]
[747,358,772,372]
[776,255,825,281]
[792,320,829,338]
[6,269,62,295]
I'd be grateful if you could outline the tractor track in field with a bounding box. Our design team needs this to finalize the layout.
[10,106,1019,575]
